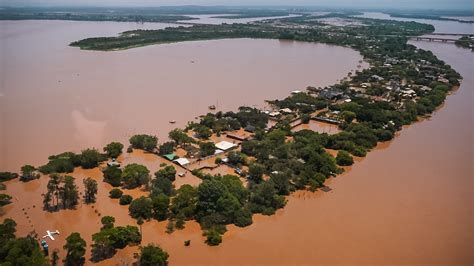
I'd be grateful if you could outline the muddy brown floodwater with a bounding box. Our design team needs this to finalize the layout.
[0,20,365,172]
[1,19,473,265]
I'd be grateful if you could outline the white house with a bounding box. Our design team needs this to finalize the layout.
[174,158,190,166]
[215,141,236,151]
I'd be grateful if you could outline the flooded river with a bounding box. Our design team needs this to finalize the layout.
[0,20,363,172]
[1,16,472,265]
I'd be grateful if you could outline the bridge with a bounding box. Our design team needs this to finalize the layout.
[410,37,457,42]
[425,33,474,37]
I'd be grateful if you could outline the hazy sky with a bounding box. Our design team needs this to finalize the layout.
[1,0,473,10]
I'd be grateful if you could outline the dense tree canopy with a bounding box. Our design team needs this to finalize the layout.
[122,164,150,189]
[129,135,158,152]
[80,148,102,169]
[104,142,124,158]
[63,232,86,266]
[83,177,98,204]
[135,244,169,266]
[0,219,49,265]
[103,165,122,187]
[129,196,153,220]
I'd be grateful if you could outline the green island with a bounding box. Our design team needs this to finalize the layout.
[455,36,474,51]
[0,12,463,265]
[0,6,293,23]
[387,11,474,24]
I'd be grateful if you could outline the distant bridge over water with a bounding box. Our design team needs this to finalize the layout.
[409,33,473,43]
[426,33,474,37]
[411,37,457,42]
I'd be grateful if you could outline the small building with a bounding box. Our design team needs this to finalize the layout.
[370,75,384,82]
[437,77,449,84]
[244,125,256,133]
[291,90,303,94]
[215,141,237,151]
[174,158,190,166]
[319,89,344,100]
[227,133,248,141]
[280,108,293,114]
[269,111,281,117]
[163,154,177,161]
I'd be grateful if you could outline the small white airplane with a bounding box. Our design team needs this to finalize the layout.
[42,230,60,240]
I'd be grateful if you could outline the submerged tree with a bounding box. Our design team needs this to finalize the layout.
[121,164,150,189]
[103,142,124,158]
[101,216,115,230]
[154,166,176,182]
[61,175,79,209]
[129,134,158,152]
[44,174,62,210]
[0,219,49,265]
[80,148,102,169]
[135,244,169,266]
[20,165,40,182]
[129,196,153,220]
[83,177,98,204]
[63,232,86,266]
[336,150,354,166]
[169,128,194,147]
[103,165,122,187]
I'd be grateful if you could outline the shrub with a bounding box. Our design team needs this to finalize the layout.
[233,208,253,227]
[301,113,311,124]
[154,166,176,182]
[0,194,13,206]
[336,150,354,166]
[80,148,102,169]
[129,196,152,219]
[122,164,150,189]
[204,229,222,246]
[109,188,123,199]
[351,147,367,157]
[104,142,124,158]
[20,165,40,182]
[119,195,133,205]
[158,141,175,155]
[0,172,18,182]
[135,244,169,266]
[129,135,158,152]
[103,166,122,187]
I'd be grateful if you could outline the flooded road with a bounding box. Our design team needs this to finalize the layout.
[0,20,364,172]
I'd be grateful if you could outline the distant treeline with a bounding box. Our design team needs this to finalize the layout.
[0,6,295,22]
[70,15,435,51]
[388,13,474,24]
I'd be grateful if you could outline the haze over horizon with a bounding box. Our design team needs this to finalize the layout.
[1,0,473,11]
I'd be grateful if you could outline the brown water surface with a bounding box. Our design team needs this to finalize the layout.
[1,20,472,266]
[0,20,364,172]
